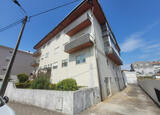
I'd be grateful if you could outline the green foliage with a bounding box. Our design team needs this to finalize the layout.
[30,74,50,89]
[137,76,155,80]
[15,81,32,88]
[17,73,29,83]
[56,78,78,91]
[49,83,57,90]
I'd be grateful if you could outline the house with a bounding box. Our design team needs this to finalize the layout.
[131,60,160,77]
[152,61,160,74]
[0,45,34,80]
[33,0,125,100]
[131,61,155,76]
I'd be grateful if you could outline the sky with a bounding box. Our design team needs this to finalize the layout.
[0,0,160,70]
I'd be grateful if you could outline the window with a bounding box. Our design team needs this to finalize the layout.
[44,65,47,68]
[62,59,68,67]
[43,45,46,49]
[106,59,108,65]
[56,34,60,39]
[47,41,51,46]
[45,52,49,58]
[54,46,59,54]
[76,54,86,64]
[53,62,58,69]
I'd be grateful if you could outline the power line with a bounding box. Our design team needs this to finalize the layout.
[29,0,80,19]
[0,0,81,33]
[0,18,24,32]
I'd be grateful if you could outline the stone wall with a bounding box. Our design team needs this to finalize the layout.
[138,79,160,106]
[5,83,100,115]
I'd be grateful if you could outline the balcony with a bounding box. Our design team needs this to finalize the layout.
[31,61,39,67]
[64,33,93,54]
[33,51,41,57]
[105,46,122,65]
[65,12,91,37]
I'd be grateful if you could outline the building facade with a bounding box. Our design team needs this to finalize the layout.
[0,45,34,77]
[152,61,160,74]
[131,60,160,77]
[33,0,124,100]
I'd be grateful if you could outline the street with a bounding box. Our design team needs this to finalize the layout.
[9,85,160,115]
[8,102,64,115]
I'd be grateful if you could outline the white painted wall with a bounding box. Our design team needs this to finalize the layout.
[122,71,137,84]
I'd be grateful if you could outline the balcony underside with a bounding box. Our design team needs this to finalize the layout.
[66,19,91,37]
[106,47,122,65]
[64,33,93,54]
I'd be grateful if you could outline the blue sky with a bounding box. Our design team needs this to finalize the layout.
[0,0,160,70]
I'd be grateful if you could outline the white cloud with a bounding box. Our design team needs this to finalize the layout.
[120,21,160,53]
[120,33,143,52]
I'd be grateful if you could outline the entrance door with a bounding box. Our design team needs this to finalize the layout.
[104,77,111,96]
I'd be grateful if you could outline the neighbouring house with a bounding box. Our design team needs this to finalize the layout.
[122,70,137,84]
[152,61,160,74]
[32,0,125,100]
[131,61,154,76]
[0,45,34,80]
[131,60,160,77]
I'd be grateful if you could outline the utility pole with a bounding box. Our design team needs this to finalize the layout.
[0,16,27,97]
[0,0,28,97]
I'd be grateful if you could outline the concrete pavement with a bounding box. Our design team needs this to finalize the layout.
[79,85,160,115]
[8,102,65,115]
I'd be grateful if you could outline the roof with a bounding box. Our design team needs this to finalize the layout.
[0,45,33,55]
[152,61,160,65]
[34,0,120,50]
[132,61,151,65]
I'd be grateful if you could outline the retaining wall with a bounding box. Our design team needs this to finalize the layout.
[5,83,100,115]
[138,79,160,106]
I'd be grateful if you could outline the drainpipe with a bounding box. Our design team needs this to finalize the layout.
[89,4,103,101]
[93,39,103,101]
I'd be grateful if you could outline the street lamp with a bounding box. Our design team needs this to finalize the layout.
[0,0,28,97]
[13,0,27,16]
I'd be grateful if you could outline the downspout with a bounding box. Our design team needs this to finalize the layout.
[94,39,103,101]
[89,1,103,101]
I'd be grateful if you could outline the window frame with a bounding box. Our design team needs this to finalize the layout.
[62,59,68,68]
[76,53,86,64]
[53,62,58,69]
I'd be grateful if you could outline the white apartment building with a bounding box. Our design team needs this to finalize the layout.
[131,61,154,76]
[0,45,34,79]
[33,0,124,100]
[152,61,160,74]
[131,60,160,77]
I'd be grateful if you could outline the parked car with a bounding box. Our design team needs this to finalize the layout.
[0,96,16,115]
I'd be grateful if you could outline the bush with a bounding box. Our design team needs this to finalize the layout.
[17,73,29,83]
[56,78,78,91]
[49,83,57,90]
[30,74,50,89]
[15,81,32,88]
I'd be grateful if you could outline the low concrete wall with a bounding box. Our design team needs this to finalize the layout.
[5,83,100,115]
[138,79,160,106]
